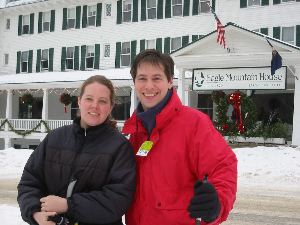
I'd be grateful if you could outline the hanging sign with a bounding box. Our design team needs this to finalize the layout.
[192,67,287,90]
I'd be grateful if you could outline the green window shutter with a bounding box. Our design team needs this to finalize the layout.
[80,45,86,71]
[38,12,42,33]
[62,8,67,30]
[18,15,22,36]
[296,0,300,2]
[131,40,137,65]
[140,39,145,52]
[240,0,247,8]
[96,3,102,27]
[36,49,41,72]
[183,0,190,16]
[16,51,21,73]
[74,46,79,70]
[156,38,162,53]
[157,0,163,19]
[165,0,171,18]
[30,13,34,34]
[212,0,215,11]
[260,28,268,35]
[94,44,100,69]
[28,50,33,73]
[182,35,189,47]
[82,5,87,28]
[50,10,55,32]
[164,37,170,54]
[76,6,81,29]
[261,0,269,6]
[273,26,281,40]
[61,47,66,71]
[273,0,280,4]
[117,0,122,24]
[192,34,199,42]
[296,25,300,47]
[115,42,121,68]
[49,48,54,71]
[141,0,146,21]
[133,0,138,22]
[192,0,199,15]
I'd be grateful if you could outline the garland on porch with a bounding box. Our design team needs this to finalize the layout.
[212,90,257,137]
[0,119,51,137]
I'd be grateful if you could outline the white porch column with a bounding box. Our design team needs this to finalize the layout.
[184,90,189,106]
[177,68,185,105]
[5,89,13,149]
[130,86,137,116]
[41,88,49,133]
[292,65,300,146]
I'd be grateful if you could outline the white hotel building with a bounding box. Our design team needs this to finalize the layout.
[0,0,300,149]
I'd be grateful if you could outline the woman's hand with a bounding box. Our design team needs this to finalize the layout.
[33,211,56,225]
[40,195,68,214]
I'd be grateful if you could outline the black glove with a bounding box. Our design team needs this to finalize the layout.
[48,215,69,225]
[188,180,221,223]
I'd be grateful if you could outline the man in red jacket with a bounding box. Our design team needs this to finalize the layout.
[122,49,237,225]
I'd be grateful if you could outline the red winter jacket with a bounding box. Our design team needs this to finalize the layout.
[122,90,237,225]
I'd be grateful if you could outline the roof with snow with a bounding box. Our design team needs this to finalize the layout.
[0,0,46,9]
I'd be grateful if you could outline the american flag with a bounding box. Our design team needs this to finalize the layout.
[210,7,226,48]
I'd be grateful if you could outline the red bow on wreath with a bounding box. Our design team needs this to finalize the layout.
[60,93,72,113]
[228,91,245,134]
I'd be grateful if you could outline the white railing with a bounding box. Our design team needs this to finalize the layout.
[46,120,73,130]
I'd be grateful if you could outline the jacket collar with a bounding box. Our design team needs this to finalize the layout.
[73,117,110,138]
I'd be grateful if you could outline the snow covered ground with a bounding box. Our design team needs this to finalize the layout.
[1,145,300,224]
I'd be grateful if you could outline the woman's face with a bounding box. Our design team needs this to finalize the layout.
[134,62,172,111]
[78,82,113,128]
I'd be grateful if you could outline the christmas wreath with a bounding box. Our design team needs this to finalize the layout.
[21,93,33,105]
[60,93,72,113]
[212,90,257,136]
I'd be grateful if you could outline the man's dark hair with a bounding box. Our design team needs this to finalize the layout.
[130,49,174,82]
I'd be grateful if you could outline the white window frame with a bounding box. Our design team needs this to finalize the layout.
[6,19,10,30]
[66,47,74,70]
[21,51,29,73]
[67,8,76,29]
[198,0,210,13]
[22,15,30,34]
[147,0,157,19]
[146,39,156,49]
[42,11,51,32]
[172,0,183,17]
[86,45,95,69]
[247,0,261,6]
[281,26,295,45]
[104,44,111,58]
[4,54,9,66]
[41,49,49,71]
[123,0,132,23]
[171,37,182,52]
[121,42,131,67]
[105,3,112,17]
[87,5,97,27]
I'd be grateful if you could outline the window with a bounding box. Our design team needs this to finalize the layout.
[6,19,10,30]
[172,0,182,17]
[197,94,213,119]
[147,0,157,19]
[112,96,130,120]
[22,15,30,34]
[41,49,49,71]
[42,11,51,32]
[282,26,295,45]
[4,54,9,65]
[88,5,97,26]
[199,0,210,13]
[104,44,111,58]
[248,0,260,6]
[67,8,76,29]
[121,42,130,67]
[171,37,181,52]
[86,45,95,69]
[146,39,156,49]
[123,0,132,22]
[21,51,29,72]
[105,3,112,17]
[282,0,295,2]
[66,47,74,69]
